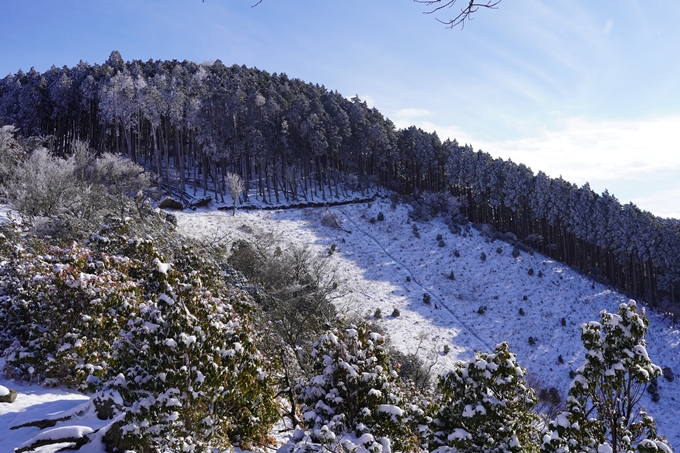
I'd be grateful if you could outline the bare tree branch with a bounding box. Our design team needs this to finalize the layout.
[249,0,499,29]
[414,0,501,29]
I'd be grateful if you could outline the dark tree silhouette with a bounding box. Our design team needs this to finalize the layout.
[415,0,501,29]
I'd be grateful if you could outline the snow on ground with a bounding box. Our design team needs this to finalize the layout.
[175,197,680,448]
[0,358,102,453]
[1,197,677,451]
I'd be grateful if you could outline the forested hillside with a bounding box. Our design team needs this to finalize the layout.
[1,51,679,307]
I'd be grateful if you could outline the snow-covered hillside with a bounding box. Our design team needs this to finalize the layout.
[1,198,678,451]
[173,198,680,448]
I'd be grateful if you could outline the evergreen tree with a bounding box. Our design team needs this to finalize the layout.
[293,318,425,453]
[541,301,671,453]
[431,342,540,453]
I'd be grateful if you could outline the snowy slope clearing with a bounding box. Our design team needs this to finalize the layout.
[174,198,680,448]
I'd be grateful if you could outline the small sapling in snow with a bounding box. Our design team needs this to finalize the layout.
[423,293,431,305]
[406,275,411,282]
[436,233,443,241]
[519,307,525,316]
[663,366,674,382]
[528,336,536,345]
[561,317,566,327]
[454,249,460,257]
[369,217,376,224]
[438,239,446,247]
[477,305,487,315]
[374,308,382,319]
[443,344,451,355]
[496,246,502,254]
[528,268,534,276]
[448,271,455,280]
[391,308,400,317]
[480,251,487,261]
[377,212,385,221]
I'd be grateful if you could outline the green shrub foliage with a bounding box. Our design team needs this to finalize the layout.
[0,224,278,452]
[111,247,277,451]
[431,342,540,453]
[0,230,142,389]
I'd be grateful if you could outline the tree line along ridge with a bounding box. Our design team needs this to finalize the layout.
[0,50,678,308]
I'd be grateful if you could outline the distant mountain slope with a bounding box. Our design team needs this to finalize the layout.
[2,56,678,307]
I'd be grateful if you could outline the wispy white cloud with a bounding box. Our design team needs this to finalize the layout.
[356,94,377,108]
[393,108,431,119]
[632,188,680,219]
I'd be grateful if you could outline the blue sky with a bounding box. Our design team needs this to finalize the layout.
[2,0,679,217]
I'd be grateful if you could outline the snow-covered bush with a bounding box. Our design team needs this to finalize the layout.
[431,342,540,453]
[105,241,278,452]
[0,136,151,237]
[292,319,426,453]
[540,301,672,453]
[0,222,279,452]
[0,229,143,389]
[2,147,80,219]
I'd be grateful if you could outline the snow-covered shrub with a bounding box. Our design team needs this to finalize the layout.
[0,222,279,452]
[431,342,540,453]
[0,229,143,390]
[86,150,152,220]
[389,348,432,391]
[541,301,672,453]
[0,138,152,238]
[293,319,425,453]
[109,243,278,452]
[2,147,80,219]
